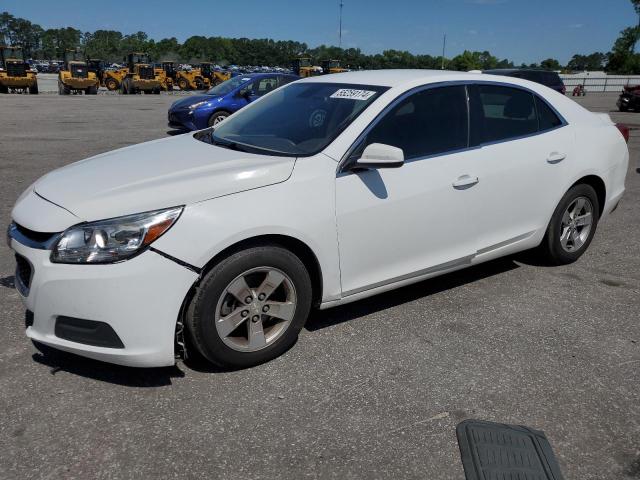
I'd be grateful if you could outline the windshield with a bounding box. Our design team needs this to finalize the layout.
[206,75,252,96]
[204,82,388,156]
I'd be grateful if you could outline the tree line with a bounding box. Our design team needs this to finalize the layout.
[1,8,639,73]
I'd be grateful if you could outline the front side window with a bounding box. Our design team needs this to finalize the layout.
[358,85,469,160]
[202,82,388,156]
[474,85,538,143]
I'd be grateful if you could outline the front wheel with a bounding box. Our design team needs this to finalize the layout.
[207,110,230,127]
[186,246,312,369]
[538,184,600,265]
[105,78,118,91]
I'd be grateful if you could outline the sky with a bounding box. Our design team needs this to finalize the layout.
[2,0,638,65]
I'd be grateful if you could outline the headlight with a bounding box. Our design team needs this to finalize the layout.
[188,100,208,112]
[51,207,183,264]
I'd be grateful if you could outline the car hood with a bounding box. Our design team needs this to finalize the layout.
[33,133,296,222]
[171,94,220,110]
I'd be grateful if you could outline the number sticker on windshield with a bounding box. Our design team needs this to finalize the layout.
[330,89,376,100]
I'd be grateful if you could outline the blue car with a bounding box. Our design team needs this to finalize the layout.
[168,73,299,131]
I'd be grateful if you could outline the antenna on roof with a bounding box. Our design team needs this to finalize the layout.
[441,33,446,70]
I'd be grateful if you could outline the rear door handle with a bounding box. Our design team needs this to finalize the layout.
[547,152,566,164]
[452,175,479,190]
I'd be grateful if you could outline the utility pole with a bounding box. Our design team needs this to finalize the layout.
[441,33,446,69]
[339,0,344,48]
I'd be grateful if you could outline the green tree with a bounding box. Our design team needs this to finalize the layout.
[540,58,562,70]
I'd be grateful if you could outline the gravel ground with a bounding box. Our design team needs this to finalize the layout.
[0,92,638,480]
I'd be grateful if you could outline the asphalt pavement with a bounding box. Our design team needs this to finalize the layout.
[0,92,638,480]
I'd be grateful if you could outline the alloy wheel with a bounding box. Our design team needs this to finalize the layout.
[214,267,297,352]
[559,196,593,252]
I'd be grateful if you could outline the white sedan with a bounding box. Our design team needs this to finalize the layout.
[8,70,628,368]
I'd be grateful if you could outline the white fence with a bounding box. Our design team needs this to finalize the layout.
[560,73,640,92]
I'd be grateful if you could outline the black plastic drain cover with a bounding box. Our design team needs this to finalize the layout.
[456,419,565,480]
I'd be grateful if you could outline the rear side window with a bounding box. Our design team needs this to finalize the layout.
[535,96,562,131]
[362,85,468,159]
[474,85,537,143]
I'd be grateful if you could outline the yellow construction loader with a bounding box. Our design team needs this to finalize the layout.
[174,65,210,91]
[120,53,162,94]
[292,57,322,78]
[321,59,347,75]
[198,62,231,86]
[58,51,99,95]
[0,45,38,94]
[154,62,175,91]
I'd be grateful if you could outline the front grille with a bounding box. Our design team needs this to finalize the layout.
[70,64,87,78]
[138,66,154,80]
[7,62,27,77]
[15,254,32,293]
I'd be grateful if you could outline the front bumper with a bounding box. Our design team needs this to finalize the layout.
[9,236,198,367]
[168,109,197,130]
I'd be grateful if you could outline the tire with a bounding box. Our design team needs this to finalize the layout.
[538,184,600,265]
[86,85,98,95]
[29,83,38,94]
[105,78,118,91]
[207,110,230,127]
[120,80,127,94]
[154,87,161,94]
[178,79,188,90]
[0,83,8,94]
[186,246,312,369]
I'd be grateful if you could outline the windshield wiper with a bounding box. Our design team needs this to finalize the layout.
[211,136,250,152]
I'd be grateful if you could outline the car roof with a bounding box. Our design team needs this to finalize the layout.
[297,69,457,87]
[295,69,593,127]
[483,68,558,74]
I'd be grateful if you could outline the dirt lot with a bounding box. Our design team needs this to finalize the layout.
[0,92,638,480]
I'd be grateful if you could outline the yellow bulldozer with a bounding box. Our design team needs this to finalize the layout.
[292,57,322,78]
[321,59,347,75]
[0,45,38,94]
[120,53,162,94]
[58,50,99,95]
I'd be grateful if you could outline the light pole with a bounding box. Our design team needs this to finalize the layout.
[339,0,344,48]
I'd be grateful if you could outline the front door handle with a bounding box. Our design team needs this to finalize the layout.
[452,175,479,190]
[547,152,566,164]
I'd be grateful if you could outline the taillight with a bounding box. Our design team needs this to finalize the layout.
[616,123,630,143]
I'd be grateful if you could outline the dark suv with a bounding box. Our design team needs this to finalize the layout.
[484,69,566,95]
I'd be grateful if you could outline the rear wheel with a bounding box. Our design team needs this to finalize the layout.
[186,246,312,369]
[178,78,188,90]
[0,84,8,94]
[208,110,230,127]
[538,184,600,265]
[86,85,98,95]
[29,83,38,94]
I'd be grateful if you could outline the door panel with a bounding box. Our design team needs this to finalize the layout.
[336,151,480,296]
[471,127,573,254]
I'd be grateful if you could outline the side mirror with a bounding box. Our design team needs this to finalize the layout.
[353,143,404,170]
